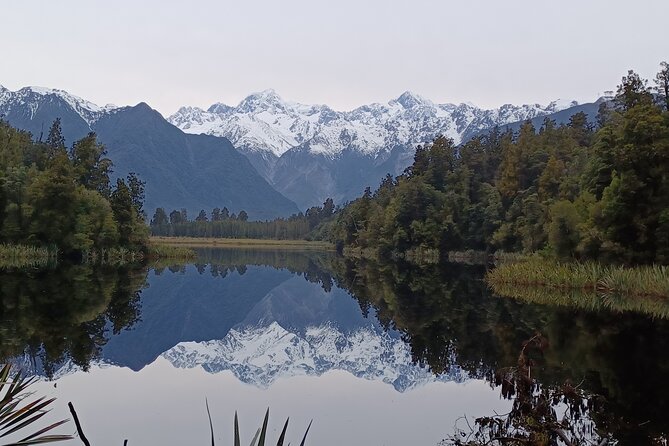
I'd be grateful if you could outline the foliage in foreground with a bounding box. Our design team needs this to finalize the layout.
[0,364,71,445]
[206,405,311,446]
[443,335,613,446]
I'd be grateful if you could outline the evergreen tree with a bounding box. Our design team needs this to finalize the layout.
[615,70,652,110]
[126,172,145,218]
[655,61,669,112]
[211,208,221,221]
[151,208,169,226]
[70,132,112,196]
[196,210,208,222]
[45,118,66,154]
[169,210,183,225]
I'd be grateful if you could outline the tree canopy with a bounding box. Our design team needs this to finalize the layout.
[0,120,147,256]
[321,65,669,265]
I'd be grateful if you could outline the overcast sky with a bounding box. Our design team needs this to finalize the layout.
[1,0,668,115]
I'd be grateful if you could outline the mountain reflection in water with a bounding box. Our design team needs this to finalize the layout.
[1,248,668,444]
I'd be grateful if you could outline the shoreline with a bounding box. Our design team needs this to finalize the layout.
[149,236,335,250]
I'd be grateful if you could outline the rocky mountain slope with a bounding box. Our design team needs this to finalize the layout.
[169,90,592,209]
[0,85,299,218]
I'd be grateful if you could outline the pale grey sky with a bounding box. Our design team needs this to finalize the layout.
[1,0,667,115]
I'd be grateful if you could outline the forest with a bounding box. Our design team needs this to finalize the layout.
[0,118,147,257]
[149,198,336,239]
[320,65,669,265]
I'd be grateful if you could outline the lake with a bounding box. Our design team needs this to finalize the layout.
[1,248,667,444]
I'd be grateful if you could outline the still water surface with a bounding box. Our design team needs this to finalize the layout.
[2,248,668,444]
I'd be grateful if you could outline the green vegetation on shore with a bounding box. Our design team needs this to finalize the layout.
[150,236,334,250]
[146,242,197,260]
[319,64,669,267]
[487,258,669,298]
[487,257,669,318]
[149,198,336,240]
[0,119,148,258]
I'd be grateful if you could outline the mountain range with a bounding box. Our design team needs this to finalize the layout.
[1,84,602,215]
[169,90,604,209]
[0,86,299,219]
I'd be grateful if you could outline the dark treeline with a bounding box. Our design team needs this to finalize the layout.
[0,263,146,377]
[0,119,147,256]
[321,64,669,265]
[155,247,337,291]
[149,198,336,239]
[331,256,669,443]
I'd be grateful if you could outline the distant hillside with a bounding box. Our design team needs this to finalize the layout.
[0,86,299,219]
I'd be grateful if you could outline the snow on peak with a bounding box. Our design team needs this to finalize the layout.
[162,321,466,391]
[0,85,118,125]
[394,91,431,109]
[546,98,579,112]
[168,91,581,158]
[207,102,232,114]
[238,89,286,113]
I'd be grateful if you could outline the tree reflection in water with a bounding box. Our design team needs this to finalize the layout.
[2,250,668,443]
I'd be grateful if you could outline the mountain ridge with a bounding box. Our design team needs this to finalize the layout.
[1,84,601,211]
[0,85,300,218]
[168,89,581,159]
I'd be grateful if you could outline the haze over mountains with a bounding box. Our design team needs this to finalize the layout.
[0,84,602,217]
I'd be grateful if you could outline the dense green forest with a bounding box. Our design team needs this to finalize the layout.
[149,198,336,239]
[0,119,147,257]
[321,65,669,265]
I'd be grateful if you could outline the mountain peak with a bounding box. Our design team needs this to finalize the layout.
[395,91,431,109]
[238,89,286,113]
[207,102,232,114]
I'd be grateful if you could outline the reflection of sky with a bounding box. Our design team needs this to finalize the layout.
[29,359,510,446]
[102,264,392,371]
[100,264,465,391]
[15,261,513,445]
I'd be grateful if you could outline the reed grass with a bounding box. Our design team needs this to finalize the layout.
[0,243,56,268]
[487,258,669,300]
[491,281,669,319]
[83,247,145,266]
[146,243,197,260]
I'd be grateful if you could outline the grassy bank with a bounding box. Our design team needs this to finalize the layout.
[490,281,669,319]
[146,243,197,260]
[487,258,669,299]
[150,236,335,251]
[0,244,56,268]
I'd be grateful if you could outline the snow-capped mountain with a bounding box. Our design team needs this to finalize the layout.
[1,83,590,212]
[0,84,300,219]
[168,90,581,209]
[168,90,577,159]
[0,85,117,125]
[163,321,466,392]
